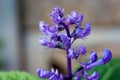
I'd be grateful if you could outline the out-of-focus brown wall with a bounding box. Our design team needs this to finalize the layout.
[23,0,120,31]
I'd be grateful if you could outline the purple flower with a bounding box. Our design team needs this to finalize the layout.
[84,49,112,70]
[39,21,50,35]
[68,44,86,59]
[89,52,98,63]
[39,21,58,35]
[48,26,58,34]
[74,66,99,80]
[80,22,91,37]
[50,33,69,49]
[50,34,58,41]
[74,76,81,80]
[60,34,69,47]
[76,44,87,56]
[39,37,48,46]
[84,60,100,70]
[71,22,91,39]
[56,24,65,31]
[77,22,91,38]
[39,37,57,48]
[37,68,52,78]
[85,71,99,80]
[37,68,63,80]
[101,49,112,64]
[50,6,64,24]
[67,11,83,26]
[68,48,76,59]
[47,41,57,48]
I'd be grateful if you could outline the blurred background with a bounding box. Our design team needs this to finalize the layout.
[0,0,120,75]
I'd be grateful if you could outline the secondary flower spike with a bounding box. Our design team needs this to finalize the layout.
[81,49,112,70]
[37,6,112,80]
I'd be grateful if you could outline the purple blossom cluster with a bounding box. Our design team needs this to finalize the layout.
[37,6,112,80]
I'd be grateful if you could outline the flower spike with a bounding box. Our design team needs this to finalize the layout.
[37,6,112,80]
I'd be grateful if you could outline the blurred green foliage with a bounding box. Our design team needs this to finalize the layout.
[0,71,42,80]
[0,38,4,49]
[0,59,5,68]
[0,38,5,68]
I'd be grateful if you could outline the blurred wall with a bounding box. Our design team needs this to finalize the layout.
[23,0,120,31]
[0,0,20,70]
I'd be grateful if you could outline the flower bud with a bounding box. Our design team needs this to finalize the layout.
[101,49,112,64]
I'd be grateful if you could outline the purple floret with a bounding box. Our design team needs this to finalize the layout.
[67,11,83,26]
[71,22,91,39]
[68,44,87,59]
[39,21,50,35]
[76,44,87,55]
[50,6,64,24]
[37,68,64,80]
